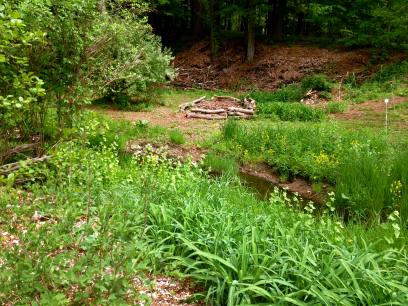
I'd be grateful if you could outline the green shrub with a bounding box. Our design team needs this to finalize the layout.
[301,74,333,92]
[169,129,186,145]
[259,102,326,121]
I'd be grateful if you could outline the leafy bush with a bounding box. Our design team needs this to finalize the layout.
[301,74,333,92]
[0,4,46,162]
[259,102,326,121]
[15,0,172,120]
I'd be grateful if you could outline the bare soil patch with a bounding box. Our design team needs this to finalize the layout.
[134,275,204,306]
[333,96,408,121]
[173,41,391,90]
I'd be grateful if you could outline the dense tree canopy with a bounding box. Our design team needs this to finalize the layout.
[150,0,408,61]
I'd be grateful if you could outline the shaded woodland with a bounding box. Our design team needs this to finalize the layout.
[150,0,408,61]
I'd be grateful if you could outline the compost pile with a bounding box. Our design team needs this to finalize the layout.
[180,96,256,120]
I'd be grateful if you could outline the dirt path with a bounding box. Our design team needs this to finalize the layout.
[93,105,223,143]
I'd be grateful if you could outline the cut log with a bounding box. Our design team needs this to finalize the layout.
[179,96,206,111]
[0,155,51,176]
[228,113,253,119]
[227,111,254,118]
[186,112,226,120]
[212,95,241,102]
[243,97,256,110]
[227,107,254,115]
[190,108,226,114]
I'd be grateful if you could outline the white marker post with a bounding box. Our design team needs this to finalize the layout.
[385,98,389,135]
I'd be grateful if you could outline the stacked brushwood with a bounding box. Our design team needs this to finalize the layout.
[180,96,256,120]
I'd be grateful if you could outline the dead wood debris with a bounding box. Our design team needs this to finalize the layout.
[180,96,256,120]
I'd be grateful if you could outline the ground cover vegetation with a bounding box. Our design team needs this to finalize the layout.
[1,0,408,305]
[1,114,407,304]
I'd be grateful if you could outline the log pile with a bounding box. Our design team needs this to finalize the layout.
[180,96,256,120]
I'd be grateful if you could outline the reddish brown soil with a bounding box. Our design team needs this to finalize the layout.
[174,41,378,90]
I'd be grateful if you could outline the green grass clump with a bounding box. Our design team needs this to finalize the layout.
[203,152,238,175]
[2,140,406,305]
[301,74,333,92]
[326,101,349,113]
[168,129,186,145]
[259,102,326,121]
[249,84,303,103]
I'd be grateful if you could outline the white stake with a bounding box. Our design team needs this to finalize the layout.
[385,98,389,134]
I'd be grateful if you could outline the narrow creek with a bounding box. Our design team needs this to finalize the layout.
[238,172,310,204]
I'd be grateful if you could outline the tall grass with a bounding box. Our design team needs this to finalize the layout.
[249,84,303,104]
[220,119,408,223]
[258,102,326,121]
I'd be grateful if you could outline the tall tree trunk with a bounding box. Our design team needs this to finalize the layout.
[191,0,204,39]
[209,0,220,58]
[267,0,286,41]
[246,0,256,62]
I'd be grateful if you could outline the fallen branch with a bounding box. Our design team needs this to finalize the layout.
[186,112,226,120]
[190,108,226,114]
[0,143,40,161]
[243,97,256,110]
[179,96,206,111]
[0,156,51,176]
[228,113,253,119]
[212,95,241,102]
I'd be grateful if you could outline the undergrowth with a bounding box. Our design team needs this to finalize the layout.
[345,60,408,102]
[0,121,407,304]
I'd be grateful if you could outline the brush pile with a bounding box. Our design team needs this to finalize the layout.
[180,96,256,120]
